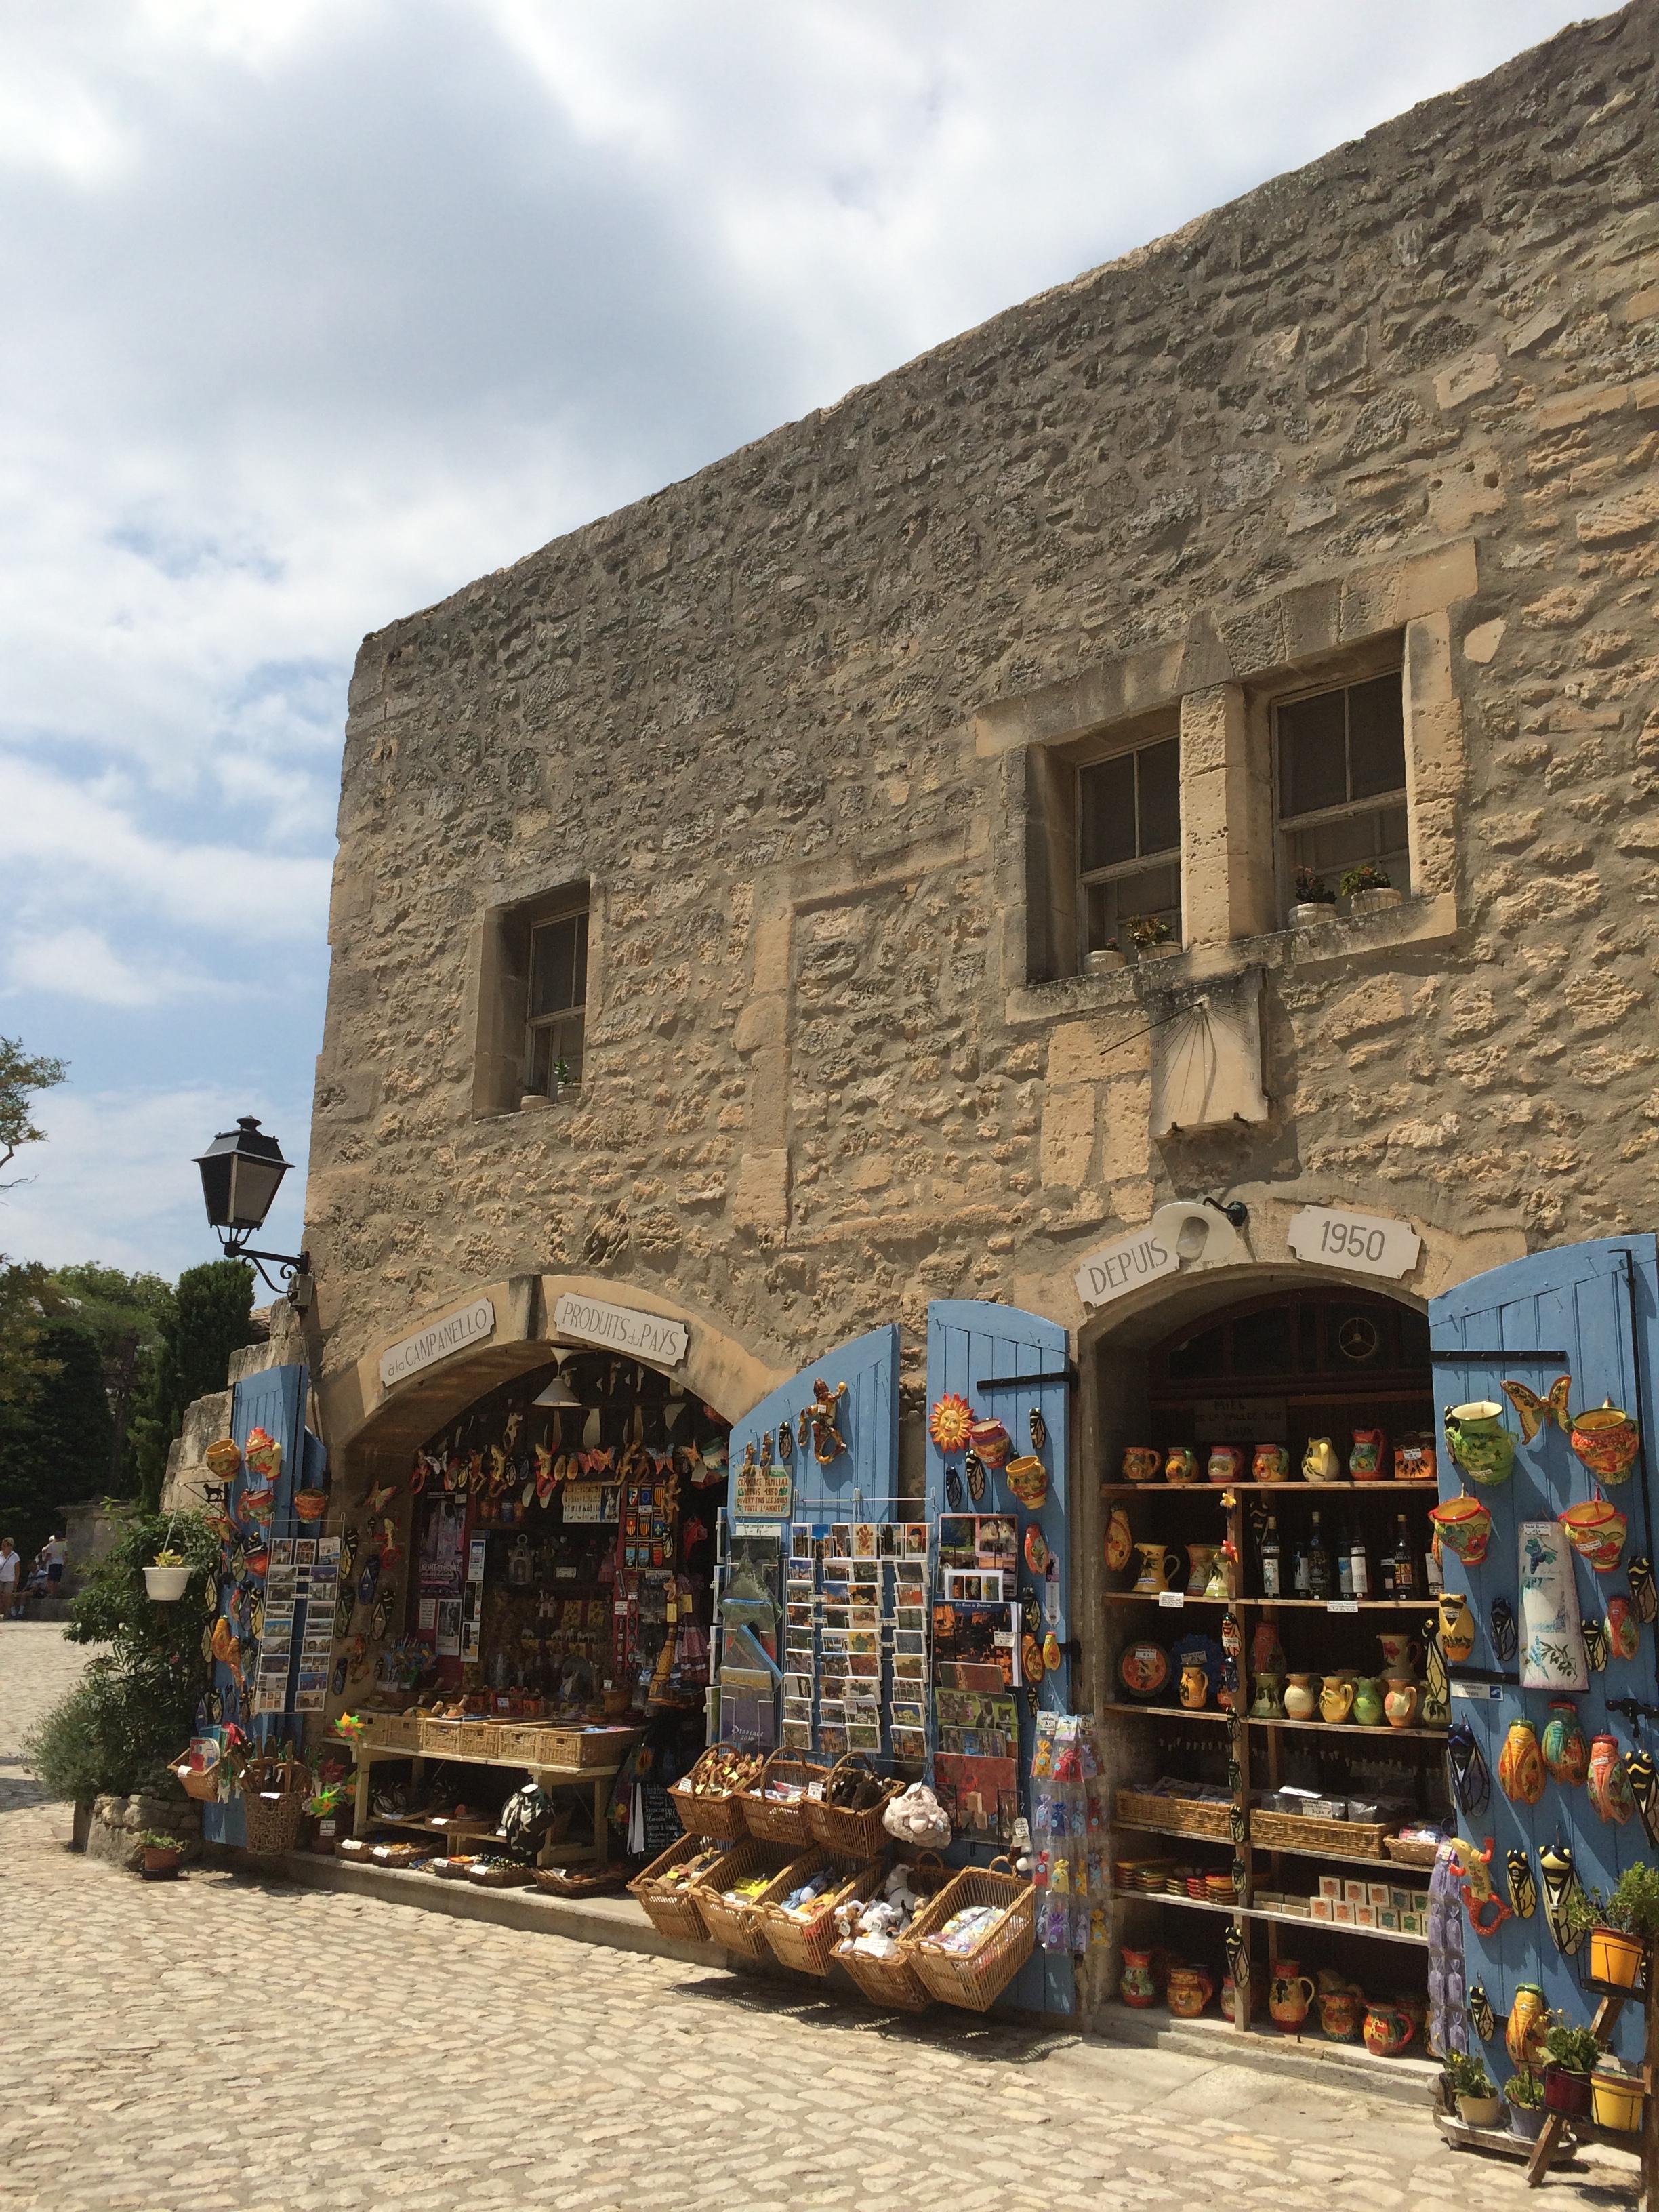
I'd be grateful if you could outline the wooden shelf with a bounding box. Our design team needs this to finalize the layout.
[1112,1887,1428,1946]
[1113,1811,1431,1881]
[1103,1591,1435,1610]
[1103,1701,1231,1724]
[1249,1714,1448,1742]
[1099,1482,1439,1496]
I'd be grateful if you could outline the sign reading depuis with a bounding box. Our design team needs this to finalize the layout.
[379,1298,495,1389]
[1073,1223,1181,1309]
[553,1292,689,1368]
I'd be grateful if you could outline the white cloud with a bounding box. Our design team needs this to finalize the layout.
[6,926,209,1010]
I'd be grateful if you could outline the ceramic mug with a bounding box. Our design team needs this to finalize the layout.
[1208,1444,1245,1484]
[1430,1493,1492,1565]
[1570,1403,1641,1483]
[1132,1544,1185,1595]
[1252,1443,1291,1482]
[1121,1445,1162,1484]
[1444,1401,1515,1486]
[1165,1445,1201,1486]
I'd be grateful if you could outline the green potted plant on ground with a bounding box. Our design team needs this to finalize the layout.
[1505,2069,1546,2142]
[1126,914,1177,961]
[1444,2050,1502,2129]
[138,1829,184,1879]
[1340,861,1402,916]
[1289,867,1338,927]
[1542,2013,1600,2118]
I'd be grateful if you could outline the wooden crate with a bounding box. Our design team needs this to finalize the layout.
[1252,1809,1390,1858]
[1117,1790,1234,1842]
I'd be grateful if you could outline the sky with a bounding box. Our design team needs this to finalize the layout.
[0,0,1605,1283]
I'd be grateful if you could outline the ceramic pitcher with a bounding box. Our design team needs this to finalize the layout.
[1362,2000,1415,2057]
[1444,1400,1515,1485]
[1376,1631,1422,1679]
[1269,1963,1315,2032]
[1284,1672,1318,1720]
[1318,1988,1364,2042]
[1121,1446,1161,1483]
[1166,1963,1215,2018]
[1319,1674,1355,1724]
[1165,1444,1200,1486]
[1252,1443,1290,1481]
[1132,1543,1183,1595]
[1119,1946,1162,2008]
[1349,1428,1387,1480]
[1302,1437,1340,1482]
[1351,1675,1385,1727]
[1185,1543,1218,1595]
[1384,1677,1419,1729]
[1179,1660,1210,1711]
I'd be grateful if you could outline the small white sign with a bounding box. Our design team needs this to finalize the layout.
[553,1292,689,1367]
[1287,1204,1422,1280]
[1326,1599,1360,1615]
[379,1297,495,1389]
[1157,1590,1186,1610]
[1075,1223,1182,1308]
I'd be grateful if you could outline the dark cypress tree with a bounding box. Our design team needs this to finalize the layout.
[0,1319,115,1561]
[129,1260,258,1510]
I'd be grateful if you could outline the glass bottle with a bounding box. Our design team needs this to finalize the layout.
[1336,1519,1355,1599]
[1391,1514,1419,1600]
[1307,1511,1334,1600]
[1292,1527,1311,1599]
[1261,1516,1282,1600]
[1349,1525,1371,1600]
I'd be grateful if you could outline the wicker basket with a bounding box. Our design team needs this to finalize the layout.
[758,1848,883,1977]
[1384,1834,1445,1868]
[629,1833,739,1942]
[690,1839,797,1959]
[739,1752,828,1848]
[1117,1790,1234,1843]
[832,1853,951,2013]
[537,1725,642,1769]
[467,1860,536,1888]
[170,1744,222,1805]
[432,1855,477,1879]
[420,1718,466,1755]
[907,1857,1037,2013]
[533,1865,629,1898]
[374,1713,423,1753]
[495,1724,556,1763]
[804,1755,903,1858]
[1252,1810,1390,1858]
[458,1721,502,1759]
[240,1757,309,1853]
[667,1744,761,1841]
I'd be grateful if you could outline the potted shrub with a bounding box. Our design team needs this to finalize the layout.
[1127,914,1178,961]
[1542,2014,1600,2118]
[1289,867,1338,927]
[1086,939,1126,976]
[1589,1861,1659,1988]
[1445,2050,1502,2129]
[1505,2070,1546,2142]
[138,1829,184,1879]
[1340,861,1402,916]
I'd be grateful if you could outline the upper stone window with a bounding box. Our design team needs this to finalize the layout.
[526,908,588,1094]
[1274,672,1408,901]
[1078,733,1181,954]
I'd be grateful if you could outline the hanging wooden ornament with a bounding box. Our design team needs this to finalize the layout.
[1223,1921,1250,1989]
[1629,1555,1658,1624]
[1468,1982,1497,2043]
[1584,1616,1612,1672]
[1625,1750,1659,1848]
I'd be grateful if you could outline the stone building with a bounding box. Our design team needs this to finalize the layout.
[273,0,1659,2039]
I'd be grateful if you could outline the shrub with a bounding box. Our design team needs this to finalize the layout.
[1542,2015,1601,2074]
[1605,1860,1659,1942]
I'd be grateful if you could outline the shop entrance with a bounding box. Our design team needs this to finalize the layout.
[344,1349,731,1875]
[1091,1277,1450,2043]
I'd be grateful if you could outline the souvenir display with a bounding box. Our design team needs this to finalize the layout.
[1030,1714,1109,1958]
[1558,1496,1627,1573]
[1448,1722,1492,1817]
[1505,1846,1537,1920]
[1429,1492,1492,1565]
[1629,1555,1657,1624]
[1540,1702,1589,1787]
[1568,1400,1641,1483]
[1518,1522,1590,1692]
[1587,1734,1635,1825]
[1624,1750,1659,1848]
[1496,1717,1544,1806]
[1443,1401,1515,1486]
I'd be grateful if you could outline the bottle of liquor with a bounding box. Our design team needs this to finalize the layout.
[1391,1514,1419,1600]
[1261,1515,1282,1600]
[1292,1526,1311,1599]
[1424,1527,1443,1597]
[1336,1519,1355,1599]
[1307,1510,1334,1600]
[1349,1525,1372,1600]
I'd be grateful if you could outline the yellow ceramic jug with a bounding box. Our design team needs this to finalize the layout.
[1302,1437,1340,1482]
[1319,1674,1355,1723]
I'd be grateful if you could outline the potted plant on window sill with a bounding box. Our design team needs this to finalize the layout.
[1085,940,1126,977]
[1505,2070,1547,2142]
[1340,863,1402,916]
[1288,867,1338,928]
[1127,916,1178,962]
[1444,2050,1502,2129]
[1541,2015,1600,2118]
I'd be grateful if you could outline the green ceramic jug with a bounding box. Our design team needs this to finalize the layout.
[1443,1400,1515,1485]
[1351,1675,1385,1727]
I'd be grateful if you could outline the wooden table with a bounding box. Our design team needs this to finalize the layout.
[352,1744,624,1865]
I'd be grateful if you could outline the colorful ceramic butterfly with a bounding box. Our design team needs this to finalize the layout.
[1468,1981,1497,2043]
[1505,1846,1538,1919]
[1502,1374,1572,1441]
[1540,1840,1587,1954]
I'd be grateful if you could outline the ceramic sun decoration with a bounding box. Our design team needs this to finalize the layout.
[1518,1521,1591,1692]
[928,1394,974,1454]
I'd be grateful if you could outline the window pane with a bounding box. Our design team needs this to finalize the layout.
[1080,754,1136,872]
[1277,689,1347,819]
[1286,806,1410,895]
[1086,861,1181,952]
[529,913,588,1017]
[529,1012,584,1092]
[1348,673,1406,800]
[1136,738,1180,857]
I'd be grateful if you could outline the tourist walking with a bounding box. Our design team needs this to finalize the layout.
[0,1536,18,1620]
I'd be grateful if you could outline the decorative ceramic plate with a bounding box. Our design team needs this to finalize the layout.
[1117,1640,1170,1699]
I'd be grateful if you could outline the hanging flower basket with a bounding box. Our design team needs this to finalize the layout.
[144,1562,191,1602]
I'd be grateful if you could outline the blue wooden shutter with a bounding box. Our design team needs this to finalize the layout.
[926,1299,1073,2015]
[720,1326,900,1752]
[1431,1235,1659,2068]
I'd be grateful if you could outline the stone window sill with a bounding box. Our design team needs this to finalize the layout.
[1004,890,1458,1026]
[474,1090,583,1124]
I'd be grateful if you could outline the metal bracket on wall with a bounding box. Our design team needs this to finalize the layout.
[974,1367,1077,1391]
[1607,1697,1659,1727]
[1431,1350,1571,1364]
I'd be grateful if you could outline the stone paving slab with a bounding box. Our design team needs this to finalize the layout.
[1,1622,1641,2211]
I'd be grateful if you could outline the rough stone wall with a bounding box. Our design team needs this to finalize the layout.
[309,2,1659,1427]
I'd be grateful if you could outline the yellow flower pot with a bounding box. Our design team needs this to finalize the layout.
[1591,2074,1644,2133]
[1589,1926,1645,1989]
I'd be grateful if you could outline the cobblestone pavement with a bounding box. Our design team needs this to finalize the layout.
[1,1621,1639,2211]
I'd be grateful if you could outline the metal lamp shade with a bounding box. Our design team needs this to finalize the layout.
[195,1117,291,1232]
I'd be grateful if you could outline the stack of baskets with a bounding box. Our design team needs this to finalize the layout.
[239,1755,310,1853]
[905,1856,1037,2013]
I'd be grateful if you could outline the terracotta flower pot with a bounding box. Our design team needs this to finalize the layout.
[1543,2064,1592,2118]
[1589,1925,1645,1988]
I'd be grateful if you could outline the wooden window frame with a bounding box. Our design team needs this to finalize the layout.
[471,880,592,1118]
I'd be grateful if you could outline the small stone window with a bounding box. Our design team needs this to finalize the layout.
[1078,735,1182,954]
[1274,671,1409,904]
[526,909,588,1094]
[472,881,592,1118]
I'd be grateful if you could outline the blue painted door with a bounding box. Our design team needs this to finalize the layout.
[926,1298,1073,2014]
[718,1326,900,1753]
[1431,1235,1659,2068]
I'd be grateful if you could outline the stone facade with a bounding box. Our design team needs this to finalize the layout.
[306,3,1659,1473]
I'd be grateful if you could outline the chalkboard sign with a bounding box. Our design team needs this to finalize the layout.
[640,1782,682,1856]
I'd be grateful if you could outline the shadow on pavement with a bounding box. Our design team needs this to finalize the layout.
[669,1969,1082,2065]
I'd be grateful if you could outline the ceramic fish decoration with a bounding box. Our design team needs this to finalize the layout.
[1539,1841,1587,1954]
[1505,1847,1538,1920]
[1490,1597,1518,1664]
[1630,1556,1658,1626]
[1468,1982,1497,2043]
[1502,1374,1572,1441]
[1626,1750,1659,1849]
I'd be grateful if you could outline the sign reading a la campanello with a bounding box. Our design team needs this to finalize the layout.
[552,1292,689,1367]
[379,1297,496,1389]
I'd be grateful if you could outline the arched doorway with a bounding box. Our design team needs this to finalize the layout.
[1080,1269,1448,2039]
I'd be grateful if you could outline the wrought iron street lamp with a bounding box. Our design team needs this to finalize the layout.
[194,1116,312,1305]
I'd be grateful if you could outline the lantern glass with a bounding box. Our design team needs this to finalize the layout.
[195,1118,291,1233]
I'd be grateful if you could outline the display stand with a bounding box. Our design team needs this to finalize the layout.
[351,1743,625,1864]
[1521,1962,1657,2205]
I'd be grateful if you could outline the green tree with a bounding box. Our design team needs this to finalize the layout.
[0,1317,115,1561]
[49,1263,173,1489]
[129,1259,258,1510]
[0,1032,66,1188]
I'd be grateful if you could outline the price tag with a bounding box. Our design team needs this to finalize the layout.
[1158,1590,1186,1610]
[1326,1599,1359,1614]
[993,1630,1015,1647]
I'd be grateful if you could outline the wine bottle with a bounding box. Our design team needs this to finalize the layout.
[1261,1516,1282,1600]
[1350,1527,1371,1600]
[1336,1519,1355,1599]
[1308,1510,1334,1600]
[1292,1528,1311,1599]
[1391,1513,1419,1600]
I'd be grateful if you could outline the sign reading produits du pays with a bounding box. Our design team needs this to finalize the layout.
[553,1292,689,1367]
[379,1298,495,1389]
[1286,1204,1421,1281]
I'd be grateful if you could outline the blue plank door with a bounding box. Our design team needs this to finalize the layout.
[1431,1235,1659,2069]
[201,1363,309,1846]
[925,1298,1073,2015]
[720,1325,900,1752]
